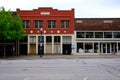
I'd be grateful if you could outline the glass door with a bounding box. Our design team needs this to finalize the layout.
[107,43,110,53]
[101,43,111,54]
[103,43,106,53]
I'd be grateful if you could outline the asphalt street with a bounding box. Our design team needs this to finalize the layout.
[0,58,120,80]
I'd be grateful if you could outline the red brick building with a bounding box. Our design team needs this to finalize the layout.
[17,7,74,55]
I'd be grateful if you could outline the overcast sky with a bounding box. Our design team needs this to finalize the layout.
[0,0,120,18]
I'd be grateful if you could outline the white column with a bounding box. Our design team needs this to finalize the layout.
[71,34,75,55]
[36,35,38,54]
[44,35,46,54]
[98,42,100,54]
[52,35,54,54]
[93,42,94,53]
[28,35,30,54]
[83,42,85,53]
[60,35,63,54]
[101,43,103,54]
[74,31,77,54]
[110,43,112,54]
[117,42,118,53]
[106,43,107,54]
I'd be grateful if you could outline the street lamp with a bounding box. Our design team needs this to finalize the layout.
[39,28,43,57]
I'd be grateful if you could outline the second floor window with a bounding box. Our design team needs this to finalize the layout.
[61,20,70,28]
[104,32,112,38]
[48,20,56,28]
[23,20,30,28]
[113,32,120,38]
[77,32,85,38]
[34,20,43,28]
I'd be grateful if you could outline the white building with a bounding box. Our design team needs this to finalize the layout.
[74,18,120,55]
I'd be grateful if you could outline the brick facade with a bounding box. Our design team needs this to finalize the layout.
[75,18,120,31]
[17,7,74,34]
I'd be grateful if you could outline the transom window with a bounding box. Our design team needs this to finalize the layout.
[95,32,103,38]
[76,31,120,38]
[61,20,70,28]
[104,32,112,38]
[23,20,30,28]
[46,36,52,42]
[38,36,44,42]
[34,20,43,28]
[54,36,60,42]
[77,32,85,38]
[30,36,36,43]
[47,20,56,28]
[113,32,120,38]
[86,32,94,38]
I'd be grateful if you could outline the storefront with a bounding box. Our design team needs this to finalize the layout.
[75,31,120,55]
[28,34,74,55]
[76,41,120,55]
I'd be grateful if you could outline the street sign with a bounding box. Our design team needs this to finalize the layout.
[71,45,75,50]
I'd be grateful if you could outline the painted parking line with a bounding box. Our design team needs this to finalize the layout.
[83,77,88,80]
[24,78,31,80]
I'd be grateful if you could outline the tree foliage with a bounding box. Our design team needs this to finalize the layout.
[0,7,25,41]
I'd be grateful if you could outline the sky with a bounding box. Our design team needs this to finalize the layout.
[0,0,120,18]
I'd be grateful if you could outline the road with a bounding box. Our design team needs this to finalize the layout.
[0,58,120,80]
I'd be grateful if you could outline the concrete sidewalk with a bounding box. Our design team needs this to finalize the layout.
[1,54,120,60]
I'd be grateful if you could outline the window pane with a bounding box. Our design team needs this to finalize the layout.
[38,36,44,42]
[61,21,64,28]
[34,20,43,28]
[30,36,36,43]
[34,20,38,28]
[48,20,56,28]
[104,32,112,38]
[118,43,120,53]
[77,32,85,38]
[66,21,70,28]
[48,21,51,28]
[39,21,43,28]
[46,36,52,42]
[77,43,84,53]
[23,20,30,28]
[53,21,56,28]
[26,21,30,28]
[54,36,60,42]
[86,32,94,38]
[113,32,120,38]
[95,32,103,38]
[94,43,98,53]
[85,43,93,53]
[61,20,70,28]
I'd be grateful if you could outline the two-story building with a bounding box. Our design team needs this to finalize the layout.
[17,7,74,55]
[75,18,120,55]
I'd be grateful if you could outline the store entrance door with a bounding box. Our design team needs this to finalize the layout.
[63,44,71,55]
[101,43,111,54]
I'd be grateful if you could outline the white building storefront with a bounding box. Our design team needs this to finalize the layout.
[75,31,120,55]
[27,34,74,55]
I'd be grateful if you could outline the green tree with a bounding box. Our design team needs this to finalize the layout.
[0,7,25,57]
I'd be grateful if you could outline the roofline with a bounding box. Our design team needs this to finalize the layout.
[75,18,120,20]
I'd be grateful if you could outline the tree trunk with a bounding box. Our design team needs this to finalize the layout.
[15,40,20,56]
[15,40,17,56]
[3,45,6,57]
[18,40,20,56]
